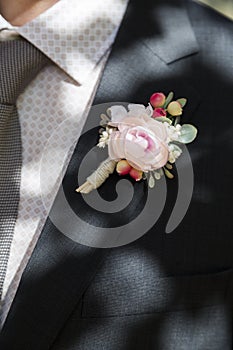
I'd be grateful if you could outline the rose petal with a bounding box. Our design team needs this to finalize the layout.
[108,105,128,124]
[108,108,169,173]
[128,104,147,117]
[108,131,126,159]
[117,117,147,132]
[146,118,168,142]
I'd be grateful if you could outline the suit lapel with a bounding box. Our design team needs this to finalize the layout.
[93,0,201,115]
[0,1,201,349]
[142,0,199,64]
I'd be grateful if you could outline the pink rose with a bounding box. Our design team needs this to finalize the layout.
[108,105,169,172]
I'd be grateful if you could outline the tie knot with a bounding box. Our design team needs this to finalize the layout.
[0,37,49,104]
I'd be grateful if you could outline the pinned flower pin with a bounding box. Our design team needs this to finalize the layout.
[76,91,198,194]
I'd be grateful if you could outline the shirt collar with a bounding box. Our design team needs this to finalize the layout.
[0,0,128,84]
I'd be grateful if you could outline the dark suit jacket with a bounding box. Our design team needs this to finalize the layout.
[0,0,232,349]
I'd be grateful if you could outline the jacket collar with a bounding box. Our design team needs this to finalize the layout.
[0,0,128,84]
[0,0,199,84]
[92,0,199,69]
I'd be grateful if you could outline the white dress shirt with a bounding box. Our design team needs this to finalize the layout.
[0,0,128,326]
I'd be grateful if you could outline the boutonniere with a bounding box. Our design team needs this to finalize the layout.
[76,92,197,194]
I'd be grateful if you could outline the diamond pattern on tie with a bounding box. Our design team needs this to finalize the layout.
[0,37,49,300]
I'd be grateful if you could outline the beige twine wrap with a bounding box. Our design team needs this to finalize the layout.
[76,157,117,194]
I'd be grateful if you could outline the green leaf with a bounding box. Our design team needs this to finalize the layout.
[176,98,187,107]
[174,116,181,126]
[178,124,198,144]
[163,91,174,108]
[155,117,172,124]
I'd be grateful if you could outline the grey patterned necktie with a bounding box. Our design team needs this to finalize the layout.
[0,34,49,300]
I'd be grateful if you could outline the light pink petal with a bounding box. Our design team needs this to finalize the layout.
[117,117,147,132]
[145,104,153,117]
[152,142,169,169]
[146,118,168,142]
[125,136,147,158]
[128,104,147,118]
[108,131,126,160]
[108,105,128,124]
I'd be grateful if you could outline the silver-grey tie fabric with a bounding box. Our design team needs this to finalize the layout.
[0,36,49,300]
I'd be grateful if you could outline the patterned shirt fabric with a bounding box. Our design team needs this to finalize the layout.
[0,0,128,327]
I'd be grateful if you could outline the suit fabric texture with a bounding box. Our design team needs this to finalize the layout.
[0,0,232,349]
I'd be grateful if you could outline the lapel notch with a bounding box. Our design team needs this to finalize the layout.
[143,0,200,64]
